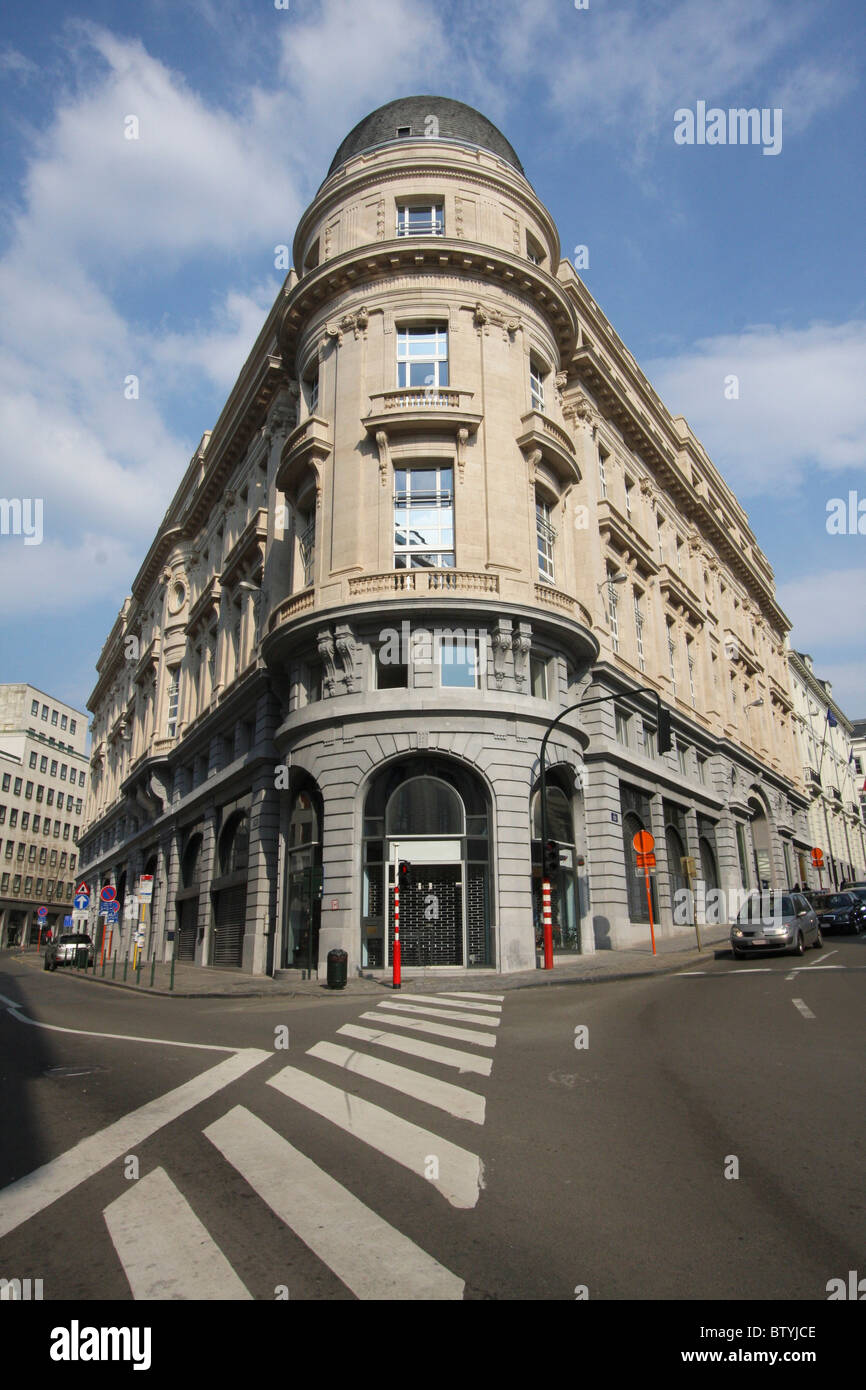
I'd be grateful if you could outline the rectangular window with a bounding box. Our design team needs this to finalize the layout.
[607,576,620,653]
[667,623,677,694]
[21,812,29,830]
[677,741,690,776]
[598,446,608,499]
[40,756,47,772]
[657,515,665,566]
[0,873,8,891]
[70,720,77,735]
[12,875,21,894]
[39,846,46,864]
[440,637,480,689]
[56,793,64,811]
[0,807,5,824]
[396,325,448,391]
[28,845,36,862]
[396,203,444,237]
[374,645,409,690]
[535,497,555,583]
[33,815,39,832]
[31,699,39,716]
[615,708,630,746]
[25,876,33,894]
[61,714,68,730]
[76,800,82,814]
[394,466,454,569]
[16,843,24,860]
[624,477,634,519]
[60,764,67,780]
[166,668,180,737]
[51,709,58,725]
[530,360,545,412]
[36,785,43,802]
[675,538,684,576]
[63,823,70,840]
[13,778,22,796]
[25,781,33,799]
[643,722,657,759]
[696,754,707,784]
[29,751,37,769]
[1,775,9,792]
[41,705,48,720]
[49,848,57,866]
[308,373,319,414]
[50,760,57,776]
[633,591,645,672]
[4,843,12,859]
[46,789,54,806]
[530,654,549,699]
[79,771,85,787]
[687,646,696,706]
[36,877,43,894]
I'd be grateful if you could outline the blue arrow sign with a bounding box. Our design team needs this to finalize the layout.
[74,892,90,910]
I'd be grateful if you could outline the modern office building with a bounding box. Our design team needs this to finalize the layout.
[76,96,815,976]
[0,684,88,946]
[788,654,866,888]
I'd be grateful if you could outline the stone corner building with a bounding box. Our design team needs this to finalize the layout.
[78,96,817,977]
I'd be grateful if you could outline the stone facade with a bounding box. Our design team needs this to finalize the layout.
[787,653,866,888]
[77,97,819,975]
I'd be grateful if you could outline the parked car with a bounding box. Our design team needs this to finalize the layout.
[43,933,95,970]
[804,891,865,935]
[731,891,822,958]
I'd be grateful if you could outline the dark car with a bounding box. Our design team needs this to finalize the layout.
[804,891,865,935]
[731,891,822,958]
[43,932,95,970]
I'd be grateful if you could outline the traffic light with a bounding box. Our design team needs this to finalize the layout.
[542,840,559,880]
[397,860,412,891]
[658,706,673,754]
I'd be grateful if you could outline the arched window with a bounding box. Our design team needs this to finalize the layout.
[386,777,464,836]
[219,812,249,876]
[181,834,203,889]
[531,786,573,842]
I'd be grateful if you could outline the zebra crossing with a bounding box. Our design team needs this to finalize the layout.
[103,989,505,1299]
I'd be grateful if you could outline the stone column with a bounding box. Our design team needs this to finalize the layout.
[244,769,280,976]
[197,808,217,966]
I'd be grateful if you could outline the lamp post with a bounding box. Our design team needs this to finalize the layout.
[538,685,673,969]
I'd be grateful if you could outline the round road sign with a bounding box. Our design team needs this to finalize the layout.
[632,829,655,855]
[100,885,117,903]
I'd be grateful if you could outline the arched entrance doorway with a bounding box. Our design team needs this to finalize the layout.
[284,787,322,970]
[176,832,202,961]
[211,811,248,967]
[748,795,774,890]
[362,759,492,968]
[530,779,583,952]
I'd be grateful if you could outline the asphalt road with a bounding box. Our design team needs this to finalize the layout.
[0,937,863,1302]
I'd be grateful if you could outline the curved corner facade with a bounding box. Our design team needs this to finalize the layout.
[77,97,847,979]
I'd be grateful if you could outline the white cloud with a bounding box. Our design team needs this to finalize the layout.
[645,322,866,495]
[152,283,281,392]
[778,568,866,714]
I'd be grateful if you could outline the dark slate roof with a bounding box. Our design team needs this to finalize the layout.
[326,96,525,178]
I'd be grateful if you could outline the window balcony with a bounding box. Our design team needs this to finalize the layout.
[268,589,317,633]
[364,388,481,437]
[348,570,500,597]
[517,410,580,487]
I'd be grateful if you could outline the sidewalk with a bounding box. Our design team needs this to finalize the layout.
[5,923,732,999]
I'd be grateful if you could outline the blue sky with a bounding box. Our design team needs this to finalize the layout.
[0,0,864,722]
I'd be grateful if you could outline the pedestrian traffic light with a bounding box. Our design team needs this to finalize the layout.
[542,840,559,879]
[658,706,673,754]
[397,860,412,891]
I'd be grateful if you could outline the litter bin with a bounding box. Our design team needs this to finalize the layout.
[326,948,347,990]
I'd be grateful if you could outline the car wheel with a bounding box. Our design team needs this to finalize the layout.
[795,932,805,956]
[813,928,823,949]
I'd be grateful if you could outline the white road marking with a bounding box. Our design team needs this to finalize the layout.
[0,993,237,1052]
[0,1049,270,1239]
[437,991,505,1002]
[404,993,502,1014]
[812,951,838,964]
[357,1011,497,1049]
[678,971,707,976]
[204,1106,464,1300]
[268,1066,482,1208]
[336,1023,493,1077]
[307,1041,485,1124]
[103,1166,251,1300]
[376,1000,499,1027]
[792,998,816,1019]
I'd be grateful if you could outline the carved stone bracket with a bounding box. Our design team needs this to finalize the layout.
[472,300,520,340]
[334,624,357,691]
[512,624,532,686]
[526,447,543,490]
[326,305,370,345]
[317,630,338,696]
[456,427,469,483]
[491,619,513,689]
[563,391,596,434]
[375,430,390,488]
